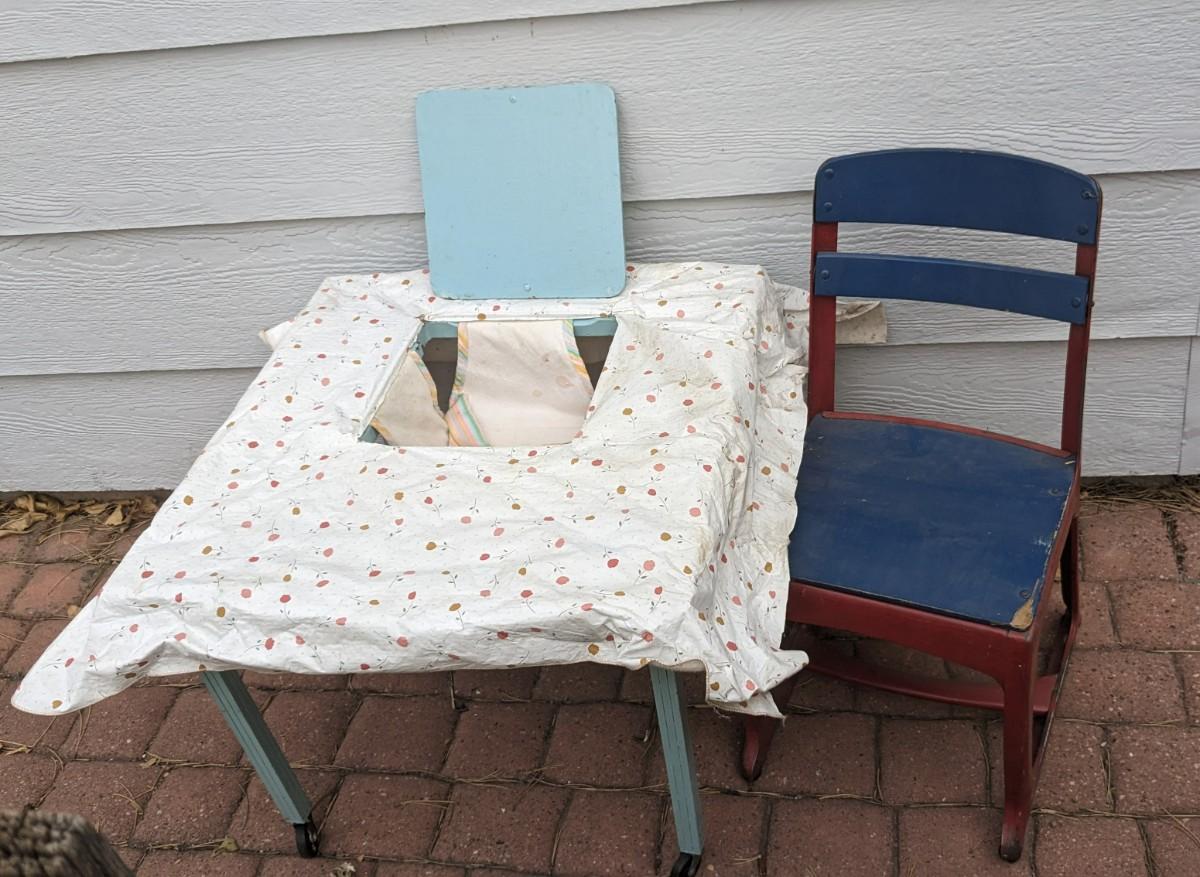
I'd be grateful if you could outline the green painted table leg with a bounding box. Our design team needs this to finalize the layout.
[202,669,316,854]
[650,665,704,867]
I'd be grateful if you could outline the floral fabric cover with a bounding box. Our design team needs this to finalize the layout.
[13,263,809,717]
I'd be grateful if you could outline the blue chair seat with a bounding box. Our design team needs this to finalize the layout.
[789,414,1076,629]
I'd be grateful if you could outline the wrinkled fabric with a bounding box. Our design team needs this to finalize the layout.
[371,349,447,446]
[14,263,810,717]
[446,320,594,447]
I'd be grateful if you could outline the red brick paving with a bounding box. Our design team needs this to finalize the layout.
[880,718,987,804]
[39,760,162,844]
[3,617,66,674]
[442,702,555,778]
[132,766,246,845]
[1109,578,1200,649]
[69,685,178,760]
[543,702,651,787]
[662,793,766,876]
[1144,816,1200,876]
[1074,577,1119,648]
[554,791,661,876]
[0,753,59,810]
[987,720,1110,811]
[1079,506,1176,581]
[1179,651,1200,723]
[754,712,876,797]
[534,662,624,702]
[149,686,267,764]
[350,670,449,696]
[431,782,569,872]
[644,705,753,792]
[0,564,29,608]
[899,807,1031,876]
[9,561,97,617]
[335,695,458,773]
[1,497,1199,875]
[1058,648,1184,723]
[767,798,893,877]
[1034,815,1150,877]
[255,689,358,766]
[137,851,263,876]
[1172,510,1200,579]
[320,773,448,859]
[228,770,341,854]
[1108,725,1200,813]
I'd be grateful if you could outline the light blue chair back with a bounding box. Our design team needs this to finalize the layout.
[416,83,626,300]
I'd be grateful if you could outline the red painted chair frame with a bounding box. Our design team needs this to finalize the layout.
[743,176,1102,862]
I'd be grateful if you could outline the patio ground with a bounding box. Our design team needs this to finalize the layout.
[1,490,1198,876]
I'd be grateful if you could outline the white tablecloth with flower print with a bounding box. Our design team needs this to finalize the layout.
[14,262,810,717]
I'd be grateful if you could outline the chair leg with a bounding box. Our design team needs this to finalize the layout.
[1061,517,1081,614]
[740,714,776,782]
[202,670,319,858]
[998,652,1037,862]
[739,670,800,780]
[650,666,703,877]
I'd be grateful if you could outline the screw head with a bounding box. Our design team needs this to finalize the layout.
[1077,224,1089,236]
[1071,296,1082,307]
[819,270,830,281]
[823,201,833,212]
[824,167,835,178]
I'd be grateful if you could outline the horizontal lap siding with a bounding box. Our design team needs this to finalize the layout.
[2,0,1199,234]
[1,0,1197,485]
[0,338,1186,491]
[2,170,1198,377]
[1182,337,1200,473]
[0,0,733,63]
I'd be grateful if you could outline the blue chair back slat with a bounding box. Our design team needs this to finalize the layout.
[814,149,1100,244]
[813,252,1090,325]
[416,82,626,300]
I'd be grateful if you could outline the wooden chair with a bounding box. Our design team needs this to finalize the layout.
[741,148,1102,861]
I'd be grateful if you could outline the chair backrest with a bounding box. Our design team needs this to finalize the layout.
[806,148,1102,456]
[416,82,626,300]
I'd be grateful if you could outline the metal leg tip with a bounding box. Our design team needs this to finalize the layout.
[670,851,702,877]
[294,819,320,858]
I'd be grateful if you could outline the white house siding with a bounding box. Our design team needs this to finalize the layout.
[0,0,1198,490]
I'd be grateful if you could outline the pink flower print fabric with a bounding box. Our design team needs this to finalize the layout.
[13,263,809,718]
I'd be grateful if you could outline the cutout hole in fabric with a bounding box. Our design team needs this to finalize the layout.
[366,319,614,448]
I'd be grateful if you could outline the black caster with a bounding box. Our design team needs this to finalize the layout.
[670,851,702,877]
[294,819,320,858]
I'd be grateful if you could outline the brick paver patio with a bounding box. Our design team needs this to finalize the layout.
[2,493,1199,875]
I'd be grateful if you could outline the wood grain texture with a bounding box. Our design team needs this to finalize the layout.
[3,171,1196,377]
[0,337,1187,491]
[3,0,1198,234]
[0,0,732,63]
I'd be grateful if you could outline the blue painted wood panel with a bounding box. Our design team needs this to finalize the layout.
[815,149,1100,243]
[790,415,1076,627]
[416,83,626,299]
[814,252,1090,324]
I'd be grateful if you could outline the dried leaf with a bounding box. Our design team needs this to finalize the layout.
[0,511,44,533]
[103,507,125,527]
[66,604,80,618]
[214,837,239,854]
